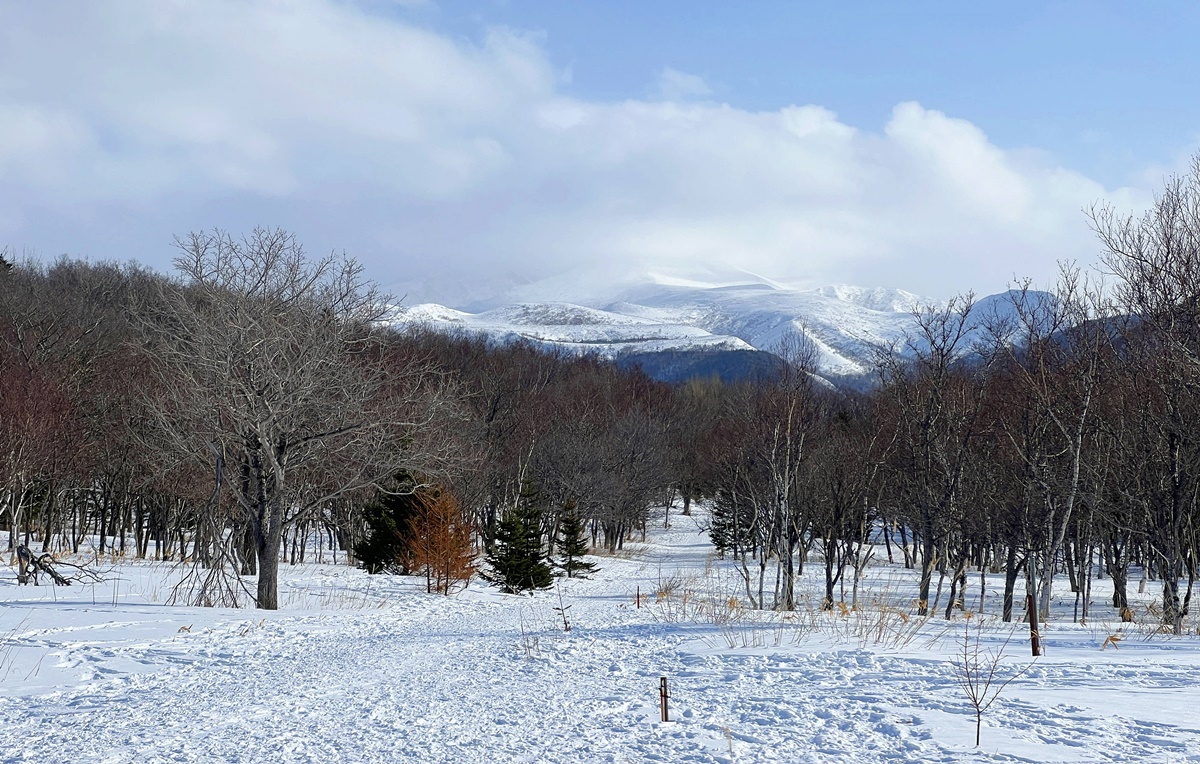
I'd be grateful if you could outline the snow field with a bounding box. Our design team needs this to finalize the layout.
[2,514,1200,763]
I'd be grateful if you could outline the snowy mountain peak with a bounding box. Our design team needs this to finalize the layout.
[641,265,790,292]
[810,285,927,314]
[392,298,754,359]
[392,273,953,382]
[400,303,472,324]
[390,271,1041,384]
[478,302,656,328]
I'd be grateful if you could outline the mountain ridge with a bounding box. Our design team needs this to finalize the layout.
[392,275,1037,384]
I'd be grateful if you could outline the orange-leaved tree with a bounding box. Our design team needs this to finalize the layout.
[408,490,477,595]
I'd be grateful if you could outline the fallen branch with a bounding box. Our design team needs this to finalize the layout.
[14,545,110,586]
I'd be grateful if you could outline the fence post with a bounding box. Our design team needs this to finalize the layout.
[1026,593,1042,657]
[660,676,669,722]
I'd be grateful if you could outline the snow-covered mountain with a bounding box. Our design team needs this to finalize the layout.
[399,300,754,357]
[393,272,1035,383]
[396,272,918,378]
[600,280,927,377]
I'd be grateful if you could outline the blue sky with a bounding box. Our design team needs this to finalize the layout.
[0,1,1194,302]
[422,0,1199,186]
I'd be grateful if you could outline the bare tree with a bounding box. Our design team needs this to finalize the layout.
[986,269,1112,621]
[1091,156,1200,634]
[952,620,1032,747]
[139,228,462,609]
[877,295,992,616]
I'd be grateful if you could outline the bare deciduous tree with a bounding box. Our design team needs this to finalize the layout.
[952,620,1032,747]
[877,295,992,616]
[139,228,462,609]
[1091,156,1200,634]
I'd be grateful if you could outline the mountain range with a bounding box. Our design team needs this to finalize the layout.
[392,269,1031,385]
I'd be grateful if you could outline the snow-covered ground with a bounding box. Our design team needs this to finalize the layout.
[3,515,1200,763]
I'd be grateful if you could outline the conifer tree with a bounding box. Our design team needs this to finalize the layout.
[554,508,598,579]
[485,480,553,593]
[708,488,742,557]
[355,478,422,574]
[408,492,476,595]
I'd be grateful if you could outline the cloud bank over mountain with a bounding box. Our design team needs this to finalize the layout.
[0,1,1147,300]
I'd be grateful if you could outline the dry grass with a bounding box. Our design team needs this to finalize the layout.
[646,558,940,651]
[0,611,37,683]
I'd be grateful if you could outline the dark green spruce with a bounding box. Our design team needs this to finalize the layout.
[355,478,422,575]
[554,509,597,579]
[485,480,553,593]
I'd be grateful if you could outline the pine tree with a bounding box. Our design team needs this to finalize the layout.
[485,480,553,593]
[708,487,750,558]
[708,488,736,557]
[554,509,598,579]
[354,480,422,574]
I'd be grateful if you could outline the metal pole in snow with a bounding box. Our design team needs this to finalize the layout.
[659,677,669,722]
[636,585,641,609]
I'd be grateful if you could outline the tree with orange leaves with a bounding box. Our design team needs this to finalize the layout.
[408,490,477,595]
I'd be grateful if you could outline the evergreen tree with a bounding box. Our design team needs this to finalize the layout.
[554,507,598,579]
[0,251,11,273]
[355,479,422,574]
[485,480,553,593]
[708,488,737,557]
[708,487,752,558]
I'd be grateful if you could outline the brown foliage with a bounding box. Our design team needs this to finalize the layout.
[408,490,477,595]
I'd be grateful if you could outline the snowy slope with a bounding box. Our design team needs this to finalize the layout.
[393,270,1050,380]
[394,278,931,378]
[603,280,926,377]
[396,301,755,358]
[3,517,1200,762]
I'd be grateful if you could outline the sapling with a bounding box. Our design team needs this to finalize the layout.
[553,581,572,632]
[952,619,1034,747]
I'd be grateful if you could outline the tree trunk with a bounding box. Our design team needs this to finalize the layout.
[256,528,281,610]
[1002,545,1021,623]
[239,523,257,576]
[917,521,935,616]
[1108,546,1130,620]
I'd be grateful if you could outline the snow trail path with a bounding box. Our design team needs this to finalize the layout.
[3,527,1200,762]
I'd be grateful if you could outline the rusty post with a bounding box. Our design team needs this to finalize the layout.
[1026,593,1042,657]
[659,676,669,722]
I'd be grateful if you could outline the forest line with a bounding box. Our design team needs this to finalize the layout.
[3,160,1200,632]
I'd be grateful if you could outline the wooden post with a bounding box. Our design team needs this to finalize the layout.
[659,676,669,722]
[1026,593,1042,657]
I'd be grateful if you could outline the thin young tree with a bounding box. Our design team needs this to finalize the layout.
[952,620,1032,747]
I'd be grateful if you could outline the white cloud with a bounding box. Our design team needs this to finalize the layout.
[656,68,713,101]
[0,1,1153,303]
